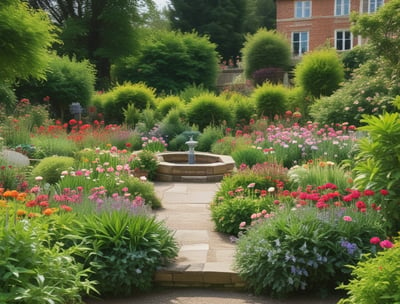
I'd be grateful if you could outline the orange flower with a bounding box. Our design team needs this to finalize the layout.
[43,208,54,216]
[28,212,40,218]
[0,200,8,208]
[3,190,19,198]
[16,209,27,216]
[16,193,27,201]
[60,205,73,212]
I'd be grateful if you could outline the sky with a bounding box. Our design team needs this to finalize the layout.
[154,0,170,9]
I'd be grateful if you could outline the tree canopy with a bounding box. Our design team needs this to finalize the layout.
[27,0,154,88]
[168,0,246,62]
[0,0,57,83]
[351,0,400,72]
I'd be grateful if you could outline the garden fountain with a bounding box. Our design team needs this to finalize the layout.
[155,135,235,182]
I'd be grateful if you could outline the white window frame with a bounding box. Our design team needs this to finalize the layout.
[335,30,353,51]
[368,0,384,12]
[292,32,309,56]
[335,0,350,16]
[295,1,311,18]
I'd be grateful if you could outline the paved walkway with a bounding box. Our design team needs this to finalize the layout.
[86,182,342,303]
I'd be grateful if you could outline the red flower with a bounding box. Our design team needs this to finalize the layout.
[60,205,72,212]
[69,119,77,125]
[363,189,375,196]
[355,200,366,210]
[380,189,389,196]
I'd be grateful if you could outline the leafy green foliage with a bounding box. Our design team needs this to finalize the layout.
[79,212,178,295]
[338,237,400,304]
[351,0,400,71]
[119,176,162,209]
[0,0,57,83]
[156,96,185,117]
[340,45,374,79]
[112,31,219,94]
[310,59,399,126]
[235,207,385,297]
[0,219,95,304]
[353,112,400,235]
[196,126,224,152]
[16,55,96,120]
[93,82,156,124]
[251,82,288,117]
[169,0,247,61]
[186,94,232,131]
[241,29,291,80]
[158,109,190,146]
[232,148,266,168]
[294,48,344,98]
[31,156,75,184]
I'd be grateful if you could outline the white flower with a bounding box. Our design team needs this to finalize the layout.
[268,187,275,193]
[35,176,43,181]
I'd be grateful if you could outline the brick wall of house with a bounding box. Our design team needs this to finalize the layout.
[277,0,362,52]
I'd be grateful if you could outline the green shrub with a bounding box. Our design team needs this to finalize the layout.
[186,94,232,131]
[123,103,141,128]
[79,211,178,296]
[0,219,95,304]
[129,150,159,182]
[167,133,189,151]
[179,83,211,103]
[337,237,400,304]
[112,31,219,94]
[196,125,224,152]
[16,55,95,120]
[211,196,276,236]
[310,59,398,126]
[158,108,189,145]
[294,48,344,98]
[119,176,162,208]
[224,93,256,126]
[340,44,374,79]
[211,136,252,155]
[156,96,185,117]
[101,82,156,124]
[31,156,75,184]
[251,82,288,117]
[353,112,400,235]
[235,206,385,297]
[241,29,291,81]
[232,147,266,167]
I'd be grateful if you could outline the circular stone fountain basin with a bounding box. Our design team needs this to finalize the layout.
[155,152,235,182]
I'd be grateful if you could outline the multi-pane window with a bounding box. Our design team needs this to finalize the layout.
[336,31,352,50]
[295,1,311,18]
[292,32,309,56]
[369,0,384,12]
[335,0,350,15]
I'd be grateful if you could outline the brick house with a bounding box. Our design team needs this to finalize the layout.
[276,0,385,56]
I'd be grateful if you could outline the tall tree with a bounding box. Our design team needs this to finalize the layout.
[244,0,276,33]
[168,0,246,62]
[27,0,153,88]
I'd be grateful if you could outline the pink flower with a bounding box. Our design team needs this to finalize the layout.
[343,216,352,222]
[247,183,256,188]
[122,187,129,192]
[363,189,375,196]
[239,222,246,228]
[379,240,394,249]
[370,237,381,245]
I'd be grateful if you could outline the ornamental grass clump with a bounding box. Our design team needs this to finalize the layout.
[78,211,178,296]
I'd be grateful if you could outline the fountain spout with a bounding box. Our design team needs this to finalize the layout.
[185,136,198,164]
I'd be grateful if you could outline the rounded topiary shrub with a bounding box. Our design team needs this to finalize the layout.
[31,156,75,184]
[196,125,224,152]
[186,94,232,131]
[157,96,185,117]
[251,82,288,117]
[294,48,344,98]
[241,29,291,81]
[98,82,156,124]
